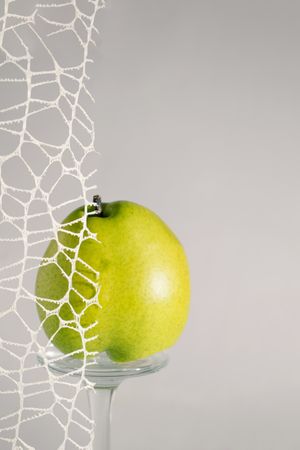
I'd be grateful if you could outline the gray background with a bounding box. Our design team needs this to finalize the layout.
[97,1,300,449]
[2,0,300,449]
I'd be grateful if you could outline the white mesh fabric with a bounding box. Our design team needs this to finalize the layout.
[0,1,104,448]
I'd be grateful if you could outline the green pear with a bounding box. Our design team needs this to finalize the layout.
[35,200,190,362]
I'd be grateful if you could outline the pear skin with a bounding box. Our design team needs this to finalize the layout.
[36,201,190,362]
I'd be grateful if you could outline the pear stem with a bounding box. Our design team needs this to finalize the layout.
[93,194,102,216]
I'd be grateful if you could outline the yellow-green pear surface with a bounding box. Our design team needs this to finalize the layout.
[36,201,190,362]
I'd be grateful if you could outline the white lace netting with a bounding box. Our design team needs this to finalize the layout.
[0,1,105,448]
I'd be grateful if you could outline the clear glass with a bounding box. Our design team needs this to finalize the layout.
[37,346,168,450]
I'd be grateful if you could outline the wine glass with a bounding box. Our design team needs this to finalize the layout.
[37,345,168,450]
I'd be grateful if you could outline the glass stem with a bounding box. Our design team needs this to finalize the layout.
[88,386,116,450]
